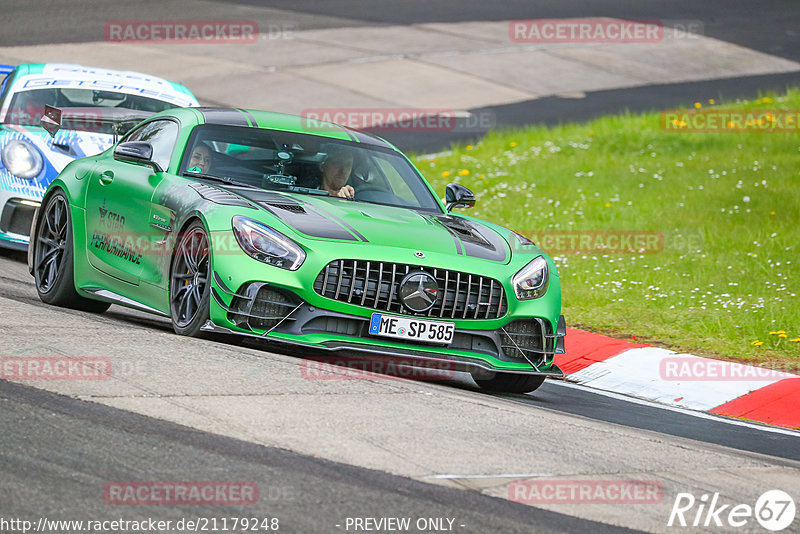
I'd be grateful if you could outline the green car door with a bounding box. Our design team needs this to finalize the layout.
[84,119,180,285]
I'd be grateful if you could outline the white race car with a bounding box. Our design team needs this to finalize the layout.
[0,63,198,250]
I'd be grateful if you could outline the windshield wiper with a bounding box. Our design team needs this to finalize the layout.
[284,185,331,197]
[182,172,259,190]
[262,180,331,197]
[183,172,334,198]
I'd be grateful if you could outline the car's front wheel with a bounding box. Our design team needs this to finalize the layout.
[33,191,110,313]
[472,372,546,394]
[169,221,212,337]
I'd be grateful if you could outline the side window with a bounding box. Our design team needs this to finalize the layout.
[124,120,179,171]
[375,157,415,203]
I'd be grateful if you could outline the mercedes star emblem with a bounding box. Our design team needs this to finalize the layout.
[398,271,439,313]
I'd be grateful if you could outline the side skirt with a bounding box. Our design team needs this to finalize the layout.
[80,287,169,317]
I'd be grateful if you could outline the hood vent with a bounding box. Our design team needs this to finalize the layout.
[189,183,255,208]
[263,202,306,214]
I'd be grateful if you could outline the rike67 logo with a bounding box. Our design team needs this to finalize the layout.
[668,490,796,531]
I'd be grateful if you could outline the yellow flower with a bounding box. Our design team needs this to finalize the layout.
[770,211,776,215]
[777,330,786,334]
[762,97,773,103]
[478,173,485,178]
[709,99,715,105]
[751,340,762,345]
[604,202,611,208]
[441,171,450,178]
[466,145,473,150]
[790,338,800,342]
[458,169,470,176]
[769,331,778,335]
[779,334,788,338]
[727,121,735,128]
[672,119,687,128]
[510,142,518,148]
[694,102,702,109]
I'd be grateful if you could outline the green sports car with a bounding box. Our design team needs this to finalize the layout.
[29,107,565,393]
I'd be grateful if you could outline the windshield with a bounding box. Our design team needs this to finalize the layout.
[5,88,179,127]
[179,124,442,211]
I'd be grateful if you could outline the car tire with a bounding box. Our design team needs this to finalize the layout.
[472,372,546,394]
[169,220,213,337]
[33,191,111,313]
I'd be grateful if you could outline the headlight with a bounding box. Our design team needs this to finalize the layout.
[511,256,549,300]
[232,216,305,270]
[1,140,44,179]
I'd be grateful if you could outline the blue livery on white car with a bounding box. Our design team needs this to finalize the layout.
[0,63,198,249]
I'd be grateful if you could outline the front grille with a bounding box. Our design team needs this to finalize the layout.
[9,207,34,236]
[0,200,36,237]
[313,260,507,319]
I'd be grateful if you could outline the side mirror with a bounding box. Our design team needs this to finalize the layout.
[445,183,475,211]
[41,105,62,138]
[114,141,162,172]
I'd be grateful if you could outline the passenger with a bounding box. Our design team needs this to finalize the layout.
[187,144,212,174]
[319,146,355,198]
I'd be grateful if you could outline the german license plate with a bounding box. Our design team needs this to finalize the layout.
[368,313,455,345]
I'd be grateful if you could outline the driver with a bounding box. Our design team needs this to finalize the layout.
[319,145,355,198]
[187,144,213,174]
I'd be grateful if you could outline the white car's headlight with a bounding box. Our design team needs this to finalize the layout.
[232,216,305,270]
[1,140,44,179]
[511,256,549,300]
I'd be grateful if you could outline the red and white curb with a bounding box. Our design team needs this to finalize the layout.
[554,328,800,430]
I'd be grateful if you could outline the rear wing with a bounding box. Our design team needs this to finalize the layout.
[41,105,153,141]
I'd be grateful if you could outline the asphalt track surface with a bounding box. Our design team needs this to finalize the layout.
[5,0,799,61]
[0,381,627,534]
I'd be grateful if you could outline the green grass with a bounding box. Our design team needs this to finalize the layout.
[410,90,800,366]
